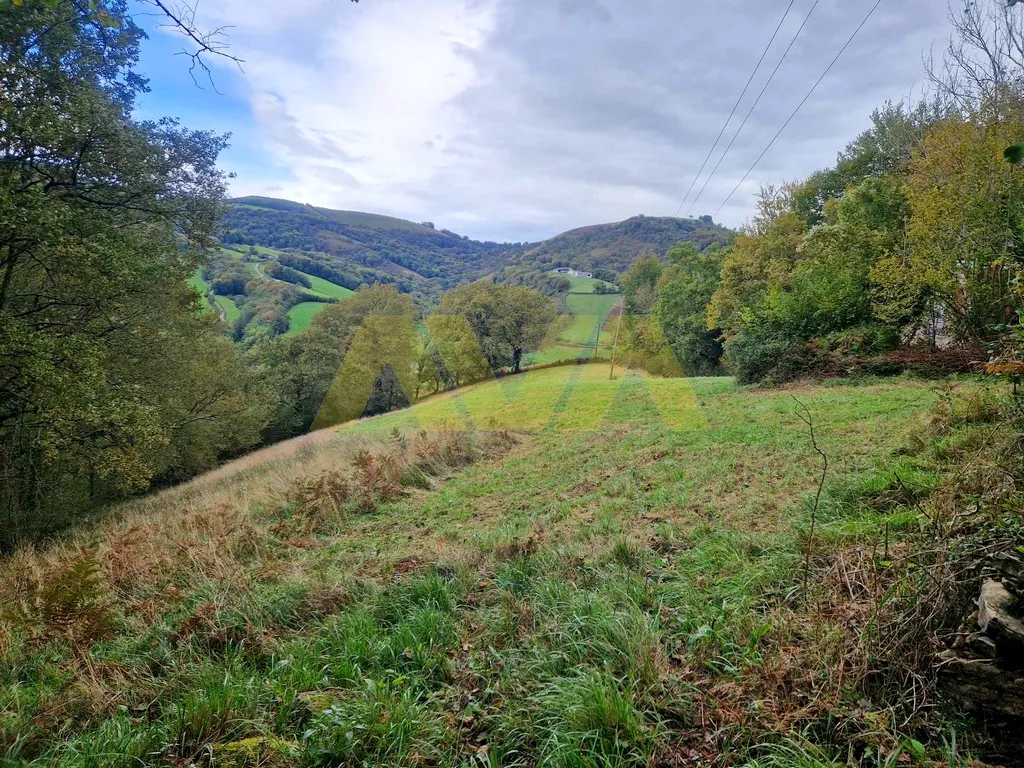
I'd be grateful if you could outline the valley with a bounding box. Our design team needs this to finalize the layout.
[7,1,1024,764]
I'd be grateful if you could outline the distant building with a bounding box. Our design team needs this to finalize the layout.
[553,267,593,278]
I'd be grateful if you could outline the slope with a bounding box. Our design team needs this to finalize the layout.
[217,198,733,306]
[0,366,977,765]
[492,214,732,295]
[530,214,730,273]
[220,196,518,301]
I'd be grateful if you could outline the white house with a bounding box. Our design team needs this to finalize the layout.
[553,268,593,278]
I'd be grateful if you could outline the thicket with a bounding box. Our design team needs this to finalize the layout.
[622,92,1021,382]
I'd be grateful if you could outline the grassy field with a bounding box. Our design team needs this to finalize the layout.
[560,292,620,345]
[213,294,240,324]
[0,366,988,766]
[526,292,621,365]
[253,260,354,302]
[300,272,355,300]
[286,301,330,335]
[565,275,603,293]
[187,269,216,312]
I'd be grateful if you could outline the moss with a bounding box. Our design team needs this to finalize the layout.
[212,737,299,767]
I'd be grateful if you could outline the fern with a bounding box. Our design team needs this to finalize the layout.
[16,555,114,648]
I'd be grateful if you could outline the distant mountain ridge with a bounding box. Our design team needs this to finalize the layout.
[491,214,732,294]
[218,197,733,300]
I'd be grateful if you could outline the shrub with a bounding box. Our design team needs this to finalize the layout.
[820,324,899,356]
[725,330,833,385]
[10,555,116,650]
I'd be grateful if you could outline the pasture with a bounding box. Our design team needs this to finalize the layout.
[0,364,984,766]
[286,301,330,335]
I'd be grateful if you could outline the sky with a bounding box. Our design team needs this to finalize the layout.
[133,0,954,243]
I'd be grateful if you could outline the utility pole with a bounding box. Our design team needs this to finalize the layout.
[609,299,624,380]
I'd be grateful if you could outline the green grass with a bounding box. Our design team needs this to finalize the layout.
[187,270,217,312]
[254,261,354,301]
[0,369,987,766]
[213,295,240,324]
[565,275,610,293]
[188,269,210,295]
[526,292,621,365]
[298,272,354,300]
[286,301,329,335]
[560,293,620,345]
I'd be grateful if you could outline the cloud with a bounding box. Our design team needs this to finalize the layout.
[181,0,952,241]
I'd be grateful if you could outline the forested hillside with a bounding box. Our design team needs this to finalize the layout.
[218,199,731,302]
[492,214,731,294]
[221,197,525,300]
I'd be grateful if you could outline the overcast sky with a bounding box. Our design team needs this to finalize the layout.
[135,0,953,243]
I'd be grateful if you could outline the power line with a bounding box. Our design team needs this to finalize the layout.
[673,0,796,217]
[685,0,822,217]
[715,0,886,218]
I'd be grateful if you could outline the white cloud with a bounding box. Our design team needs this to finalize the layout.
[176,0,953,241]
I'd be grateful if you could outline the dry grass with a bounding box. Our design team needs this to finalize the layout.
[0,428,517,643]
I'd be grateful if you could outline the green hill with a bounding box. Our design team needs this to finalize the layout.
[492,215,732,295]
[211,199,730,346]
[218,198,733,304]
[220,197,519,302]
[529,214,730,273]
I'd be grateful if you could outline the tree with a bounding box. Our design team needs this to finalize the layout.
[655,244,725,375]
[252,284,418,437]
[424,315,490,387]
[901,117,1024,346]
[928,0,1024,117]
[313,314,419,428]
[362,364,410,417]
[435,283,556,373]
[620,255,663,315]
[0,0,266,543]
[310,286,419,428]
[707,203,806,338]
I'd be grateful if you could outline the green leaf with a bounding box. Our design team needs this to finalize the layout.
[1004,143,1024,164]
[903,738,926,761]
[95,9,122,29]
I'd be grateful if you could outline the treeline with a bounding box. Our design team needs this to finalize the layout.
[250,282,556,440]
[620,84,1024,382]
[0,1,270,547]
[272,249,435,303]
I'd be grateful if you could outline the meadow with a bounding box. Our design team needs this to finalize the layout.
[300,273,355,301]
[525,282,621,365]
[214,295,241,324]
[0,365,988,767]
[286,302,330,335]
[188,269,216,312]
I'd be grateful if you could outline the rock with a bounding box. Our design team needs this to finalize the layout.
[211,737,299,767]
[939,652,1024,718]
[966,632,999,658]
[978,579,1024,664]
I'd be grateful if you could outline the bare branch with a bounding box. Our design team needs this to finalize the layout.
[792,395,829,597]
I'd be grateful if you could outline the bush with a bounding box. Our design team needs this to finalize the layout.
[264,262,312,289]
[820,324,899,356]
[725,330,833,385]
